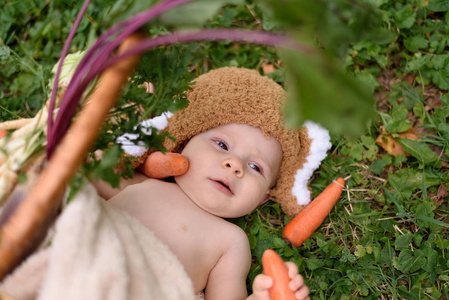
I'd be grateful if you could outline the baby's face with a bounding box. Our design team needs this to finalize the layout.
[175,123,282,218]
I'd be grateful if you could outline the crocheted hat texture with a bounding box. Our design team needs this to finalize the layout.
[162,67,316,217]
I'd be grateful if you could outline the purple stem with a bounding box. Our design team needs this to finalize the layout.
[95,29,313,79]
[48,0,91,134]
[47,0,196,156]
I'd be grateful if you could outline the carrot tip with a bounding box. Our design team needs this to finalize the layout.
[334,177,345,188]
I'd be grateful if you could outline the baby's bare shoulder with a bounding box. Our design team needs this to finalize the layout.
[213,220,250,254]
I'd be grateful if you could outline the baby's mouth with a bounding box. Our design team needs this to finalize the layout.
[210,179,234,195]
[218,181,231,191]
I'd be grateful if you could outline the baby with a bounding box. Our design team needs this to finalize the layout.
[95,67,332,300]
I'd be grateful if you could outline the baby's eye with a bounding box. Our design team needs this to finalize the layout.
[249,163,262,173]
[215,140,228,151]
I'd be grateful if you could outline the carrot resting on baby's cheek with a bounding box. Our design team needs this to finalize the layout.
[283,177,345,247]
[262,249,296,300]
[142,151,189,179]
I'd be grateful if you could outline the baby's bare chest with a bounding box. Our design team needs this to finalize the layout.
[144,198,232,290]
[110,181,235,292]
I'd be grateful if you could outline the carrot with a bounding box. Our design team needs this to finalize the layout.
[0,130,7,139]
[262,249,296,300]
[283,177,345,247]
[141,151,189,178]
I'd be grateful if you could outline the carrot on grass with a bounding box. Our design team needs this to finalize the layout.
[283,177,345,247]
[141,151,189,179]
[262,249,296,300]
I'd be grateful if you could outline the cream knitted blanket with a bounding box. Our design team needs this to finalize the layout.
[0,184,196,300]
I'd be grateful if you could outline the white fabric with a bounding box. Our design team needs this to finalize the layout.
[292,121,332,205]
[0,184,195,300]
[117,111,173,157]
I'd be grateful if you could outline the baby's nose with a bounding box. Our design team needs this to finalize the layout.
[222,158,244,178]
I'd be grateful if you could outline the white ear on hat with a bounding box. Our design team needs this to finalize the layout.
[291,121,332,205]
[117,111,173,157]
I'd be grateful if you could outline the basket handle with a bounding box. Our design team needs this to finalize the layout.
[0,33,145,280]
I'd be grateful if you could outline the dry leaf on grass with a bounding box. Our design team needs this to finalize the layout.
[262,62,276,75]
[375,126,421,156]
[433,184,448,209]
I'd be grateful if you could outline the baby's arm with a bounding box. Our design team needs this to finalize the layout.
[91,171,148,199]
[250,262,310,300]
[204,230,252,300]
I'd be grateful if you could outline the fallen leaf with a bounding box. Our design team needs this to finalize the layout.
[376,133,407,156]
[399,127,421,141]
[262,62,275,75]
[375,126,421,156]
[433,184,448,209]
[403,73,416,86]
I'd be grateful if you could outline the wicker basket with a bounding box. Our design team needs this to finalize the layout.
[0,34,144,280]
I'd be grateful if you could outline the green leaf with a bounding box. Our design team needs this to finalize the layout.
[271,235,287,248]
[394,5,416,29]
[361,135,378,161]
[395,233,413,251]
[399,82,424,110]
[379,243,395,265]
[379,108,412,134]
[406,54,431,71]
[388,168,423,196]
[354,245,366,258]
[340,247,356,263]
[348,142,364,161]
[404,35,428,52]
[354,70,380,94]
[397,138,438,164]
[432,69,449,90]
[160,0,244,28]
[437,122,449,141]
[306,256,325,270]
[369,154,392,174]
[430,54,449,70]
[282,49,376,137]
[0,46,10,61]
[414,200,436,228]
[427,0,449,12]
[397,249,426,273]
[422,248,438,274]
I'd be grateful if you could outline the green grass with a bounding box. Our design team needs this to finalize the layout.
[1,0,449,299]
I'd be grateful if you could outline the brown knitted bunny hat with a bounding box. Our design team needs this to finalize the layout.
[120,67,331,217]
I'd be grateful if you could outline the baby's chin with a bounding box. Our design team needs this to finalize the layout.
[174,177,265,218]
